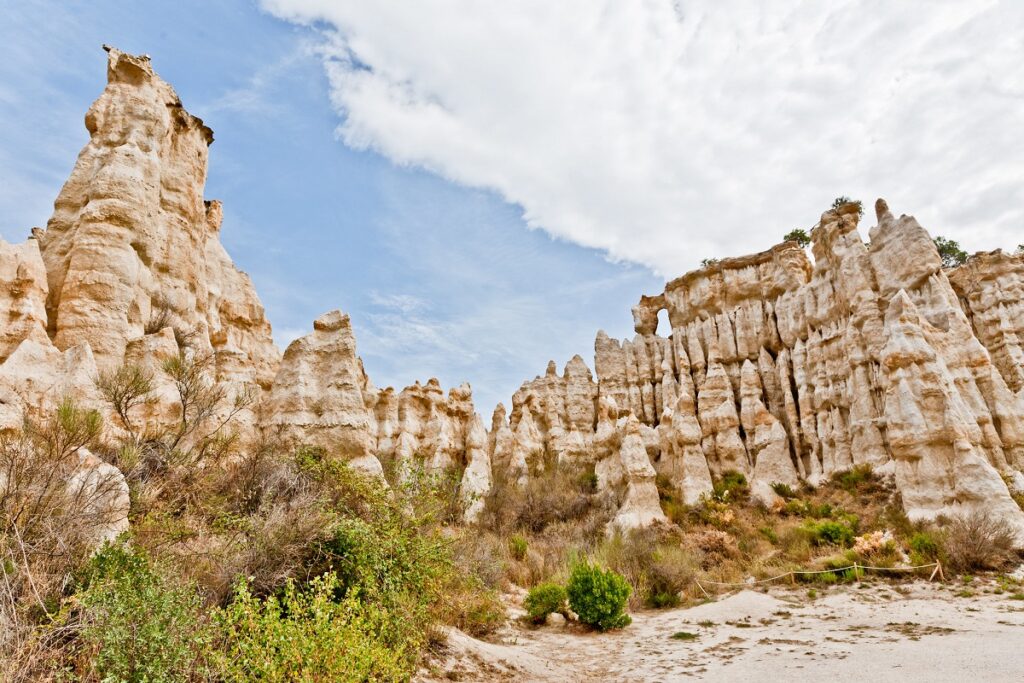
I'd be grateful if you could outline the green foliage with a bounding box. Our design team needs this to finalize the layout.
[213,573,409,682]
[524,582,568,624]
[933,236,969,268]
[671,631,698,641]
[783,229,810,248]
[782,499,834,518]
[566,560,632,631]
[509,533,529,561]
[801,519,856,547]
[831,196,864,216]
[712,470,748,502]
[831,465,875,492]
[79,542,210,682]
[771,482,798,499]
[700,258,719,268]
[909,531,941,565]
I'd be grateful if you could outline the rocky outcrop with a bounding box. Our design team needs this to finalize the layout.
[949,250,1024,395]
[487,199,1024,538]
[262,310,377,459]
[0,47,281,439]
[4,46,1024,539]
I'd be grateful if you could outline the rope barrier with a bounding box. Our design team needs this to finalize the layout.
[695,561,943,592]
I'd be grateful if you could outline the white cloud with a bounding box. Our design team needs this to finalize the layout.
[263,0,1024,274]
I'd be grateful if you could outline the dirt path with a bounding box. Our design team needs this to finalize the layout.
[420,580,1024,682]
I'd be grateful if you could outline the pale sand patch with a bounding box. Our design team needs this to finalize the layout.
[419,581,1024,682]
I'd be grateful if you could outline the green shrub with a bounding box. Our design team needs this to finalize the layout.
[524,582,568,624]
[566,560,631,631]
[712,471,748,502]
[831,465,874,492]
[213,573,409,682]
[79,542,210,682]
[509,534,529,561]
[802,519,855,547]
[909,531,941,565]
[771,482,798,499]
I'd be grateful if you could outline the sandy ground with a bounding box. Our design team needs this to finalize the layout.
[419,579,1024,682]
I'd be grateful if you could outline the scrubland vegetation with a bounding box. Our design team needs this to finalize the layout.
[1,355,502,682]
[2,353,1022,680]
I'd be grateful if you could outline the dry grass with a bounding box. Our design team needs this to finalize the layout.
[480,463,940,608]
[940,510,1020,573]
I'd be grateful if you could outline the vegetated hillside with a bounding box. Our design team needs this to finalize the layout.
[1,47,1023,681]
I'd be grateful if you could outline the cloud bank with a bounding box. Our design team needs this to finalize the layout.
[264,0,1024,274]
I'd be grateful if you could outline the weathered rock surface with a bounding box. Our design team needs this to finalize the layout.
[4,46,1024,539]
[487,199,1024,538]
[262,310,377,459]
[0,48,281,439]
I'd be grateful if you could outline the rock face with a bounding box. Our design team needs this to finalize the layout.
[261,308,493,515]
[4,47,1024,539]
[487,200,1024,538]
[263,310,377,459]
[35,48,279,392]
[0,47,281,439]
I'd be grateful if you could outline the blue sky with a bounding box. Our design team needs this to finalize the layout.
[0,0,661,413]
[3,1,1023,414]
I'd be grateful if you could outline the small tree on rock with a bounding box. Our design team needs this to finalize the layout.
[784,229,810,248]
[831,196,864,217]
[934,236,968,268]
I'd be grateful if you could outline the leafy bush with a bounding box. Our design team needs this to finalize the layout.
[909,531,941,566]
[566,560,631,631]
[782,499,834,518]
[830,465,875,493]
[941,511,1019,573]
[771,482,798,500]
[712,470,748,502]
[524,582,568,624]
[79,542,210,682]
[213,573,409,682]
[802,519,856,547]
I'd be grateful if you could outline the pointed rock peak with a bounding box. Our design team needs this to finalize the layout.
[596,329,610,341]
[624,414,643,434]
[565,353,592,377]
[313,309,351,333]
[885,289,920,325]
[491,402,507,422]
[875,197,893,224]
[545,360,558,376]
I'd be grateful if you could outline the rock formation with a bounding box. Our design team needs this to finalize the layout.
[0,47,280,440]
[4,47,1024,539]
[485,200,1024,538]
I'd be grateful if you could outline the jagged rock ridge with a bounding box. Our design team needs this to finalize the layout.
[3,48,1024,542]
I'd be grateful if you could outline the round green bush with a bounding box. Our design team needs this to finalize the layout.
[566,560,631,631]
[523,582,567,624]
